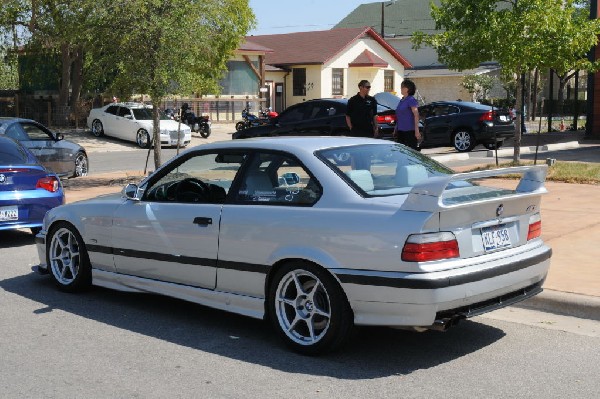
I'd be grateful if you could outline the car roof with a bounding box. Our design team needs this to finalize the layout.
[188,136,387,155]
[109,102,151,109]
[0,117,37,124]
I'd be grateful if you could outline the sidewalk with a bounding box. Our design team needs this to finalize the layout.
[61,124,600,320]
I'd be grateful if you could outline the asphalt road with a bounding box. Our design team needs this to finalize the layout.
[1,230,599,398]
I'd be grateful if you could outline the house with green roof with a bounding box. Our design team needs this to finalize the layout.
[334,0,502,103]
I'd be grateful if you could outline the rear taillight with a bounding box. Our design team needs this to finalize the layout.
[36,176,60,193]
[479,111,494,122]
[376,114,396,124]
[527,213,542,240]
[402,232,460,262]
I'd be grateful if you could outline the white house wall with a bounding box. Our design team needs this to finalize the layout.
[326,37,405,96]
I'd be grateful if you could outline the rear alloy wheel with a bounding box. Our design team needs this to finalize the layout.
[453,130,475,152]
[47,223,92,292]
[91,119,104,137]
[136,129,151,148]
[268,262,353,355]
[73,151,88,177]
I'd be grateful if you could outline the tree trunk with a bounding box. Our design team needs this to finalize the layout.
[59,43,72,107]
[531,68,539,122]
[69,47,84,108]
[513,75,523,163]
[527,70,533,121]
[152,100,162,169]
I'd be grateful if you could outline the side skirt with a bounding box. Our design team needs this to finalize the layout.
[92,269,265,320]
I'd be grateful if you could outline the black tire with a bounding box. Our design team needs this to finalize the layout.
[235,121,246,131]
[136,129,151,149]
[199,125,211,138]
[91,119,104,137]
[46,222,92,292]
[72,151,89,177]
[453,130,475,152]
[267,261,353,355]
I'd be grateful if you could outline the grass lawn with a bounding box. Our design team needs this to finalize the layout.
[464,161,600,185]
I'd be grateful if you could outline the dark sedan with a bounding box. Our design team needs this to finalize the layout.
[0,117,88,178]
[418,101,515,152]
[232,97,397,140]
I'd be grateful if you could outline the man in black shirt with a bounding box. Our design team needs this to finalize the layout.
[345,80,378,137]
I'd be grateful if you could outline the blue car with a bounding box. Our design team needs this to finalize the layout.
[0,136,65,235]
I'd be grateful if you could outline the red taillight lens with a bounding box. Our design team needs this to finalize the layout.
[376,114,396,124]
[527,220,542,240]
[402,232,460,262]
[479,111,494,122]
[36,176,59,193]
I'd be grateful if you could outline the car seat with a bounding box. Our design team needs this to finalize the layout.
[394,164,428,187]
[345,170,374,192]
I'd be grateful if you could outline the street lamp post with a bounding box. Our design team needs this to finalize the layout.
[380,0,397,38]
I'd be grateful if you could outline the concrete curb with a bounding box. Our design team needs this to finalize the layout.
[431,153,470,163]
[486,141,580,157]
[514,289,600,321]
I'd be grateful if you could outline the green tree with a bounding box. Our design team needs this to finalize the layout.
[414,0,600,161]
[89,0,255,168]
[461,74,495,102]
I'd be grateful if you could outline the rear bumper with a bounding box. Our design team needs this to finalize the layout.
[335,244,551,327]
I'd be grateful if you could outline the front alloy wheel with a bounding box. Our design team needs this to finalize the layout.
[269,262,353,355]
[453,130,475,152]
[73,152,88,177]
[136,129,151,148]
[47,223,92,292]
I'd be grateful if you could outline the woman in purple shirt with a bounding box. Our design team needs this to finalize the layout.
[394,79,421,150]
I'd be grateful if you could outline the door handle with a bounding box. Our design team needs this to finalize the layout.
[193,217,213,225]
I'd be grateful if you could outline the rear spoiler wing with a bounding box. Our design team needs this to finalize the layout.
[401,165,548,212]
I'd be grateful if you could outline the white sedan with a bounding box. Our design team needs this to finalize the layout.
[34,137,551,354]
[87,102,191,148]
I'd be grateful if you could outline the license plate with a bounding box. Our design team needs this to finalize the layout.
[499,115,509,122]
[481,224,511,251]
[0,206,18,221]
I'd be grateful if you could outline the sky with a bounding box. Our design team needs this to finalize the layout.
[247,0,381,36]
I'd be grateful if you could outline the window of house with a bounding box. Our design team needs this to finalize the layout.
[293,68,306,96]
[219,61,259,95]
[384,70,394,92]
[332,68,344,96]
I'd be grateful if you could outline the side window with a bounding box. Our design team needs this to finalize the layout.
[447,106,459,115]
[106,106,119,115]
[117,107,131,118]
[278,104,308,124]
[144,151,247,203]
[21,124,53,140]
[234,152,322,206]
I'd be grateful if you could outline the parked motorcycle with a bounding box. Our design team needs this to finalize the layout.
[235,106,277,131]
[180,104,211,138]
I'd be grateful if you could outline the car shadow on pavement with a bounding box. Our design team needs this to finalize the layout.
[2,272,506,378]
[0,230,37,249]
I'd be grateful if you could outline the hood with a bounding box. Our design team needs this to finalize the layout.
[374,92,401,110]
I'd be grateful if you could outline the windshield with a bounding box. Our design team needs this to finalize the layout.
[316,143,453,196]
[132,108,170,121]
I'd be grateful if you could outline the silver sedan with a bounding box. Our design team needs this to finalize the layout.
[34,137,551,355]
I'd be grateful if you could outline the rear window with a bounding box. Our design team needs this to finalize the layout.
[316,143,453,196]
[0,137,29,164]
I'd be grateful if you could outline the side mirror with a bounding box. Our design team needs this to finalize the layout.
[123,183,141,200]
[56,133,64,141]
[125,115,133,119]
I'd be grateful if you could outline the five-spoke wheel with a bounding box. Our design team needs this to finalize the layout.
[47,223,91,292]
[269,262,352,355]
[73,151,89,177]
[453,130,475,152]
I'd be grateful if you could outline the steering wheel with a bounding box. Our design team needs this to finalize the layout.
[175,178,210,202]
